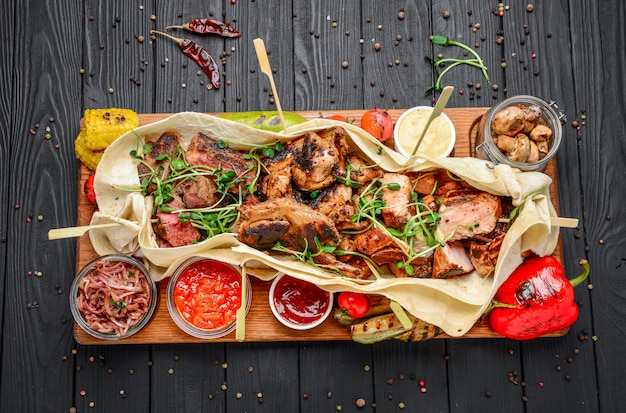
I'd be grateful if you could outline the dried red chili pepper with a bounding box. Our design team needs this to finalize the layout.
[165,18,240,38]
[151,30,220,89]
[487,256,590,340]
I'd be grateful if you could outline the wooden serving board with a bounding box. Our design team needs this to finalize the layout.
[74,108,565,344]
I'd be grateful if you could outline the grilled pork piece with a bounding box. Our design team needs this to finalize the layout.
[137,132,181,195]
[437,191,502,241]
[291,131,343,191]
[380,173,415,229]
[388,254,434,278]
[354,227,397,256]
[432,241,474,278]
[185,133,257,189]
[469,233,505,277]
[175,175,219,209]
[153,200,201,247]
[237,198,340,252]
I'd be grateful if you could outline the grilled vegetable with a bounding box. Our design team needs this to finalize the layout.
[348,312,409,344]
[218,111,307,132]
[75,108,139,170]
[394,319,443,342]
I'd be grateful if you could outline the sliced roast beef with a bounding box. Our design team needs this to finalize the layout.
[185,133,257,190]
[153,200,201,247]
[137,132,181,195]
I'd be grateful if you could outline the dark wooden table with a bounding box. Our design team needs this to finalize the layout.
[2,1,624,412]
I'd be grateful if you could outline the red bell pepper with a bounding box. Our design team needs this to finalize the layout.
[488,256,590,340]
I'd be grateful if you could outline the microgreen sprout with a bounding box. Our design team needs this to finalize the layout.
[426,34,490,93]
[508,189,545,227]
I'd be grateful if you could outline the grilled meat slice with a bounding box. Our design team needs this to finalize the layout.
[291,131,342,191]
[388,254,434,278]
[354,226,397,256]
[313,253,372,280]
[469,233,505,277]
[437,191,502,241]
[432,241,474,278]
[175,175,219,209]
[261,166,294,200]
[346,154,384,184]
[380,173,415,229]
[237,198,340,252]
[306,183,364,230]
[185,133,257,189]
[153,200,201,247]
[137,132,181,195]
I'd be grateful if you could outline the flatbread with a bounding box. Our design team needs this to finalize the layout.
[90,112,559,336]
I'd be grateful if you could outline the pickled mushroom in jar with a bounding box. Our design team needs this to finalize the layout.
[505,133,531,163]
[530,124,553,141]
[491,106,525,136]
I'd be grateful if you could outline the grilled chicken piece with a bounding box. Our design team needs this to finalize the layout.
[137,132,181,195]
[380,173,415,229]
[306,183,365,230]
[153,200,201,247]
[346,154,384,184]
[313,253,372,280]
[432,241,474,278]
[237,198,340,252]
[185,133,257,189]
[175,175,219,209]
[291,131,343,191]
[261,166,294,199]
[437,191,502,241]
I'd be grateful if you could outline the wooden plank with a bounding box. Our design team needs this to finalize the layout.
[0,1,82,412]
[72,107,564,345]
[567,0,626,412]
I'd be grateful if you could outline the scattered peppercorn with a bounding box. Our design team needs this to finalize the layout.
[526,4,534,12]
[443,10,450,19]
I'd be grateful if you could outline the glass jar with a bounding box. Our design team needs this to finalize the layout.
[474,95,562,172]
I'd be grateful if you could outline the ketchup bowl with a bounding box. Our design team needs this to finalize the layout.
[167,257,251,339]
[70,255,157,340]
[269,273,333,330]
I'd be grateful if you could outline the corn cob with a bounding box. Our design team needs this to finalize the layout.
[74,108,139,170]
[82,108,139,150]
[74,130,103,171]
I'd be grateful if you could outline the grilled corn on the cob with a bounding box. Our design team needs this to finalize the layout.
[75,108,139,170]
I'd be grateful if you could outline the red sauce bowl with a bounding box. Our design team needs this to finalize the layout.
[269,274,333,330]
[166,257,251,339]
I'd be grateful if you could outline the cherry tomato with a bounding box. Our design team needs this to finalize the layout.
[84,174,97,205]
[360,108,394,142]
[337,292,370,319]
[326,114,348,122]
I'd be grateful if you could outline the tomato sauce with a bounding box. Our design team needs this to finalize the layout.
[272,275,330,325]
[173,260,242,331]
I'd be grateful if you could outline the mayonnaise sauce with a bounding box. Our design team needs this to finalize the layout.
[396,109,453,158]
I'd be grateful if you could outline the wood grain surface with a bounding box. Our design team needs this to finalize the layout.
[3,0,624,412]
[73,108,564,344]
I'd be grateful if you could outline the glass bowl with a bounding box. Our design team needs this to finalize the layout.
[393,106,456,159]
[474,95,562,172]
[70,254,157,340]
[269,273,333,330]
[167,257,251,339]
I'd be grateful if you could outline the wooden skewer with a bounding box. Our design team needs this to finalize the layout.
[498,217,578,228]
[48,222,125,240]
[253,38,287,133]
